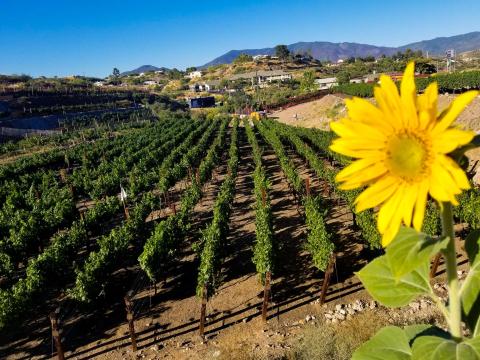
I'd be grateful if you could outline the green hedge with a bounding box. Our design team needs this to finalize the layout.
[332,70,480,98]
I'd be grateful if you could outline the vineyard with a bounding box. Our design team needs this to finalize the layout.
[1,112,480,359]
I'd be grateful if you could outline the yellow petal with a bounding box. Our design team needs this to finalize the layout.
[438,155,471,190]
[338,163,387,189]
[377,185,405,234]
[400,62,418,128]
[413,180,429,231]
[381,221,402,247]
[345,97,394,133]
[330,118,386,141]
[432,91,479,135]
[374,76,403,127]
[400,184,418,227]
[417,82,438,129]
[429,162,462,204]
[433,128,475,154]
[329,141,385,159]
[354,176,398,212]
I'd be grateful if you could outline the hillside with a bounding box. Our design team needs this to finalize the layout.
[201,31,480,67]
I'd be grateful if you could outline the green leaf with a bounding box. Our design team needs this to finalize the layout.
[352,326,413,360]
[461,230,480,336]
[356,255,430,307]
[465,229,480,265]
[412,336,480,360]
[386,227,449,279]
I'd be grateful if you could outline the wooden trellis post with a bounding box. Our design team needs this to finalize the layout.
[199,284,208,338]
[124,293,137,352]
[49,309,65,360]
[305,177,310,197]
[319,253,336,305]
[430,253,442,279]
[262,271,272,323]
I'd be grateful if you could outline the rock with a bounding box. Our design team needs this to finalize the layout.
[151,345,160,351]
[335,313,345,321]
[242,318,248,323]
[335,304,343,311]
[305,315,312,322]
[369,301,377,309]
[212,350,221,357]
[352,300,365,312]
[339,309,346,315]
[324,313,333,320]
[433,283,440,290]
[347,308,355,315]
[409,302,420,311]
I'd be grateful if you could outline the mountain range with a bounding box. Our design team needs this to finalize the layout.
[201,31,480,67]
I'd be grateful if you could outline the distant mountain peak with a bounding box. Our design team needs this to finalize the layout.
[121,65,169,76]
[200,31,480,67]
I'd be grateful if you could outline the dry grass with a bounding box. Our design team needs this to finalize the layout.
[285,304,445,360]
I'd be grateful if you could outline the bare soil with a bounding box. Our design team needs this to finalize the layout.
[1,125,473,360]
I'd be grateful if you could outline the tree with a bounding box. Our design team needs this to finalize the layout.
[186,66,197,73]
[168,68,183,80]
[112,68,120,78]
[233,53,253,64]
[275,45,290,61]
[300,70,317,93]
[336,71,351,85]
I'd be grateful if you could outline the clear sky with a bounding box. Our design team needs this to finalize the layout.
[1,0,479,78]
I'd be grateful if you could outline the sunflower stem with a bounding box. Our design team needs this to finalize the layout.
[441,202,462,341]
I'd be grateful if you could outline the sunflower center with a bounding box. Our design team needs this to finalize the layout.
[386,133,430,181]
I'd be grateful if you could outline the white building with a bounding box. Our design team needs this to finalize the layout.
[187,71,203,79]
[253,54,270,60]
[229,70,292,84]
[315,77,338,90]
[94,81,105,87]
[349,78,363,84]
[143,80,158,86]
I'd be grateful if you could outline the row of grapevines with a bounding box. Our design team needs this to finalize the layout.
[196,118,239,298]
[0,196,121,329]
[244,120,275,280]
[255,121,304,194]
[138,115,230,281]
[0,119,186,272]
[454,188,480,230]
[69,119,219,302]
[69,193,157,302]
[257,120,337,268]
[157,119,221,193]
[264,119,381,249]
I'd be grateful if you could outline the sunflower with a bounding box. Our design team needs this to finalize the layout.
[330,62,479,246]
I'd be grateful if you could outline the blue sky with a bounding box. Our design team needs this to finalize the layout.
[1,0,479,78]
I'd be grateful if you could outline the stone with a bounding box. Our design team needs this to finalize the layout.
[335,304,343,311]
[305,315,312,322]
[339,309,346,315]
[347,308,355,315]
[212,350,221,358]
[409,302,420,311]
[324,313,333,320]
